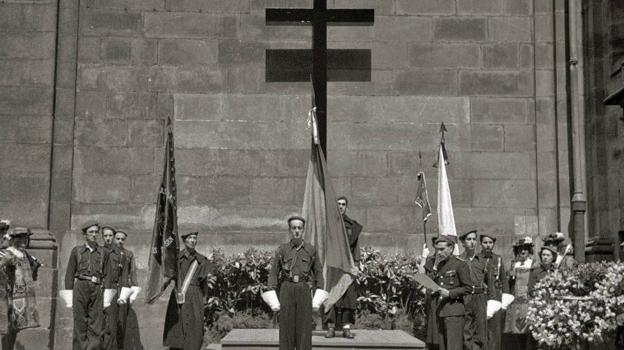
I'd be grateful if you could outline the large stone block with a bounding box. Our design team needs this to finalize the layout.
[174,119,308,150]
[0,87,52,115]
[225,64,309,95]
[75,91,107,118]
[12,174,49,202]
[409,43,480,68]
[74,118,130,146]
[472,180,536,208]
[85,0,164,11]
[128,119,163,147]
[327,70,398,96]
[0,32,55,59]
[159,39,218,66]
[327,151,388,177]
[395,69,458,96]
[74,174,132,203]
[218,40,266,65]
[504,0,532,15]
[470,97,528,123]
[0,201,48,228]
[374,16,433,42]
[71,203,153,230]
[483,43,519,68]
[79,65,148,92]
[365,206,415,233]
[221,94,308,121]
[0,144,50,173]
[250,0,310,12]
[535,14,553,42]
[176,204,300,232]
[488,17,532,42]
[371,41,409,69]
[352,177,399,206]
[469,152,534,179]
[107,92,159,119]
[131,38,158,65]
[82,10,142,34]
[250,177,296,205]
[434,17,487,41]
[130,175,160,203]
[148,66,225,93]
[101,38,131,62]
[333,0,394,16]
[329,95,469,124]
[459,71,520,95]
[74,146,154,175]
[457,0,502,14]
[144,13,238,38]
[165,0,249,12]
[0,115,52,144]
[471,124,504,151]
[396,0,455,14]
[177,176,250,206]
[329,121,425,151]
[0,59,55,87]
[504,124,535,151]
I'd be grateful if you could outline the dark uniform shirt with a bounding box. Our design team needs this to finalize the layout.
[343,215,362,262]
[424,255,472,316]
[268,240,324,290]
[458,252,495,299]
[478,252,509,298]
[120,247,138,287]
[65,243,108,289]
[103,244,128,290]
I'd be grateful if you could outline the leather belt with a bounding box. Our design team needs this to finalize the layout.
[469,286,487,294]
[287,275,308,283]
[77,275,101,284]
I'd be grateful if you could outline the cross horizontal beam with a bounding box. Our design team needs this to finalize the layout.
[266,9,374,26]
[266,49,371,82]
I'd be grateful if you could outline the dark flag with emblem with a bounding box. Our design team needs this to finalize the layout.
[145,117,179,304]
[415,171,432,222]
[302,103,357,311]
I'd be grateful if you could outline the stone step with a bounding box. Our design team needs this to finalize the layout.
[221,329,425,350]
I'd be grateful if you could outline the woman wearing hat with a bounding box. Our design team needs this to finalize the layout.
[0,227,41,349]
[503,237,535,350]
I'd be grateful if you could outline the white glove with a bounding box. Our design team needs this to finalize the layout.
[501,293,515,310]
[312,289,329,311]
[486,300,502,319]
[129,286,142,304]
[421,244,430,259]
[59,290,73,308]
[118,287,134,304]
[261,290,280,311]
[103,289,117,308]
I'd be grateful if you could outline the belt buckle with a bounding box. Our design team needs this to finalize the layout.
[293,275,299,283]
[91,276,98,283]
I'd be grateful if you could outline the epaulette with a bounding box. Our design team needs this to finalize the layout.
[455,256,466,262]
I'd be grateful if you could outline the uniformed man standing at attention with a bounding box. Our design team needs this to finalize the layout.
[163,231,215,350]
[459,230,497,350]
[266,216,325,350]
[478,233,512,350]
[100,226,129,350]
[424,236,471,350]
[114,229,141,349]
[325,196,362,339]
[61,221,110,350]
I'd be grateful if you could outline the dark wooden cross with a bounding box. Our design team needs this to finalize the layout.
[265,1,374,153]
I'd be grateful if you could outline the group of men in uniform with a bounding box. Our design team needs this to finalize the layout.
[61,221,139,350]
[421,231,512,350]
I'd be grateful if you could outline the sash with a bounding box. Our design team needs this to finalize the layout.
[175,260,198,305]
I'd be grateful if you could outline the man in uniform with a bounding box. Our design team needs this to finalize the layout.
[163,232,215,350]
[458,230,497,350]
[478,234,510,350]
[423,236,471,350]
[101,226,129,350]
[325,196,362,339]
[114,229,140,349]
[62,221,110,350]
[267,216,324,350]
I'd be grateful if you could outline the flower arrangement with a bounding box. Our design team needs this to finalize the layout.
[526,262,623,349]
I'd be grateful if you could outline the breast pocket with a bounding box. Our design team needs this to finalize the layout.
[300,255,311,273]
[443,270,458,288]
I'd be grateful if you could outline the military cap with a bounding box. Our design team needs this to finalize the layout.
[336,195,349,204]
[287,215,306,225]
[8,227,32,238]
[101,225,116,234]
[512,236,534,247]
[479,233,497,242]
[435,235,456,246]
[81,220,100,233]
[181,231,198,240]
[459,229,478,241]
[114,229,128,237]
[431,236,438,245]
[0,220,9,231]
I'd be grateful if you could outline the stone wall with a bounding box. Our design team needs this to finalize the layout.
[0,0,577,348]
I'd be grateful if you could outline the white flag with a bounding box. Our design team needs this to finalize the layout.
[437,144,457,239]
